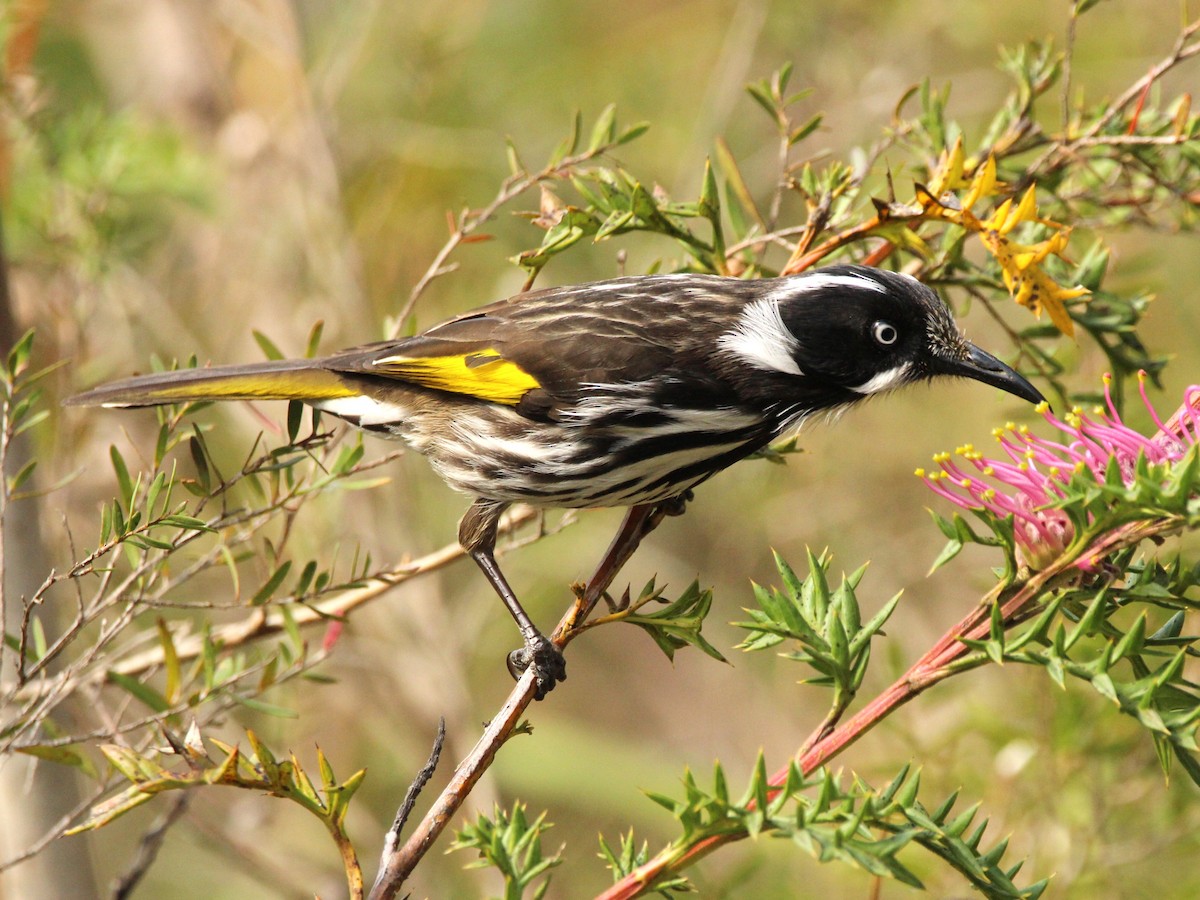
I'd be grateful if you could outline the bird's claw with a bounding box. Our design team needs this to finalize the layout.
[659,491,693,517]
[506,635,567,700]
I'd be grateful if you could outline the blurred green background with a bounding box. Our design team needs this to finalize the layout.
[4,0,1200,897]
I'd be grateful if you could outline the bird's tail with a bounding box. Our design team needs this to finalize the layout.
[66,360,358,409]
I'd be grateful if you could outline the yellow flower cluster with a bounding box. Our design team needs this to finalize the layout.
[919,139,1089,336]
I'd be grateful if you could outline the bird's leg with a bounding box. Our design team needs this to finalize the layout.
[571,492,694,620]
[459,499,566,699]
[656,489,693,520]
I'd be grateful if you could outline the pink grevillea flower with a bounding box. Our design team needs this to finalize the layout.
[917,373,1200,570]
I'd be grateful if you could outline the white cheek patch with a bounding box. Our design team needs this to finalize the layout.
[851,363,912,395]
[717,299,804,376]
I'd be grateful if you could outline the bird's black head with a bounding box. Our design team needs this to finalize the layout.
[718,265,1044,410]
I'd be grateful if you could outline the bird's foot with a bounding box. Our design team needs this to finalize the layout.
[659,490,694,517]
[506,634,567,700]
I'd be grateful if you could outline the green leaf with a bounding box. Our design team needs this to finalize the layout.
[1170,746,1200,788]
[295,560,318,597]
[852,591,902,653]
[6,329,35,377]
[158,619,182,705]
[588,103,617,152]
[154,423,170,468]
[505,137,525,176]
[250,561,292,606]
[233,695,298,718]
[624,581,727,663]
[29,619,47,662]
[450,801,562,896]
[1152,733,1174,779]
[287,400,303,443]
[548,111,582,166]
[106,671,170,713]
[7,458,37,494]
[109,445,135,507]
[1147,614,1185,648]
[252,330,285,361]
[159,514,211,531]
[789,112,823,146]
[16,743,100,779]
[929,538,964,573]
[144,471,166,518]
[304,320,325,358]
[1091,672,1119,705]
[99,500,113,545]
[188,430,211,493]
[616,121,650,146]
[280,603,303,654]
[129,533,175,551]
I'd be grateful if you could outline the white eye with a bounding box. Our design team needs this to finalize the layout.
[872,321,898,346]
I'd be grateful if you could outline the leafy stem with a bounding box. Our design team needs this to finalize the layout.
[601,510,1194,897]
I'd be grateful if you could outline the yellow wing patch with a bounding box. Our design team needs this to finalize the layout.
[373,349,540,405]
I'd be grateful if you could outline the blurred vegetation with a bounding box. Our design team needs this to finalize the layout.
[1,1,1199,898]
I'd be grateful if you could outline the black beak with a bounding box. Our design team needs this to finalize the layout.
[936,344,1045,406]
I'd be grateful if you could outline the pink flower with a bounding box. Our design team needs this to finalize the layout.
[917,373,1200,570]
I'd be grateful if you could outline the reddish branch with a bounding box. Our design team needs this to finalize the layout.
[598,519,1176,899]
[368,503,669,899]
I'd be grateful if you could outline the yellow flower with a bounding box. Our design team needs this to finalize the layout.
[981,228,1089,335]
[916,153,1088,336]
[927,137,969,196]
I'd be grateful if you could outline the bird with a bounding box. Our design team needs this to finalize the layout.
[67,264,1045,698]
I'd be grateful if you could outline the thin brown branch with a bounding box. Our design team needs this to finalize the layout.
[1069,133,1198,147]
[368,503,667,900]
[781,212,889,275]
[391,138,638,333]
[723,225,809,260]
[9,507,540,707]
[380,717,445,855]
[1028,18,1200,177]
[110,793,191,900]
[1086,19,1200,138]
[0,781,109,874]
[1061,5,1078,134]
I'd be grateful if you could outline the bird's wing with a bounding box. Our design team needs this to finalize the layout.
[324,277,751,422]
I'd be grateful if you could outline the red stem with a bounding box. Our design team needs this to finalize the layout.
[596,565,1070,900]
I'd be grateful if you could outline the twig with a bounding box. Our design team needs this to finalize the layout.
[723,225,808,258]
[1066,133,1197,147]
[110,793,191,900]
[0,202,16,684]
[1061,4,1078,134]
[781,212,887,275]
[1028,18,1200,177]
[1086,19,1200,137]
[370,717,446,898]
[391,138,638,334]
[0,781,110,874]
[367,503,667,899]
[10,507,541,705]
